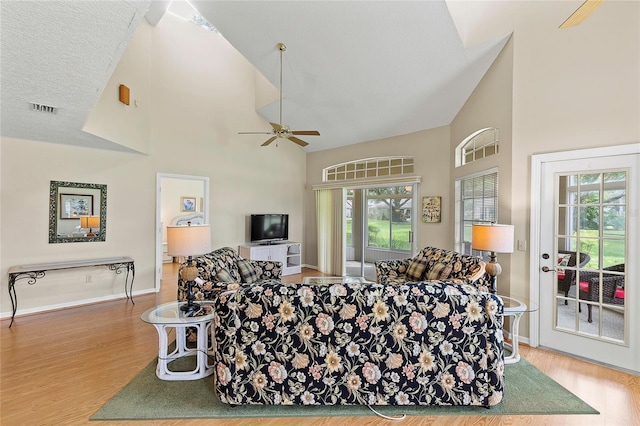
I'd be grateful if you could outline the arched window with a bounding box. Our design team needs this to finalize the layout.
[455,127,499,167]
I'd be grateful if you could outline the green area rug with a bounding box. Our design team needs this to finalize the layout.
[91,357,598,421]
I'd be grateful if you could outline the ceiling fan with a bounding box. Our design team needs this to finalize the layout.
[239,43,320,147]
[559,0,603,28]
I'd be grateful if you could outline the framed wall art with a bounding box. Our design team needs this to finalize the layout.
[180,196,197,212]
[59,193,93,219]
[422,196,441,223]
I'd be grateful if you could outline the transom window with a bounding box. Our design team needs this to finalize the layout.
[456,128,499,167]
[323,157,414,182]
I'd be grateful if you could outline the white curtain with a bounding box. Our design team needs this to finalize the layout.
[315,188,344,276]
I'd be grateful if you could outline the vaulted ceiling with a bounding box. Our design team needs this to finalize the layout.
[1,1,589,153]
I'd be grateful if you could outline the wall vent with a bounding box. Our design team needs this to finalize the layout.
[29,102,57,115]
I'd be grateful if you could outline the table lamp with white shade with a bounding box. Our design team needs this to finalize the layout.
[166,223,211,316]
[80,215,100,236]
[471,223,514,293]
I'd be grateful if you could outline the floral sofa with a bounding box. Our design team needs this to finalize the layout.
[375,246,493,293]
[177,246,282,303]
[212,280,504,407]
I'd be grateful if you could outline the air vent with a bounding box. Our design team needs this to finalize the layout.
[29,102,57,115]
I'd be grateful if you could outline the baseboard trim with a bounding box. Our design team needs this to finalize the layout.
[0,288,157,320]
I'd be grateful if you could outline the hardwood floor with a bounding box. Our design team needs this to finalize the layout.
[1,263,638,426]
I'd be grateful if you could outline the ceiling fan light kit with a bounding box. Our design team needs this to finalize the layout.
[239,42,320,147]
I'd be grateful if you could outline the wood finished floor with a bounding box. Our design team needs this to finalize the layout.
[1,263,638,426]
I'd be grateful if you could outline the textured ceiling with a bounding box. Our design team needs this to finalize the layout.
[0,1,150,151]
[0,1,514,153]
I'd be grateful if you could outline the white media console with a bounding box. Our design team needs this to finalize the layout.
[238,242,301,276]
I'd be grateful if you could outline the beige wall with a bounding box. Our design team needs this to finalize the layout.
[0,14,306,318]
[448,1,639,338]
[507,0,640,306]
[450,36,514,294]
[305,126,452,267]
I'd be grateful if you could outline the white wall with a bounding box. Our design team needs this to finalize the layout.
[0,14,306,319]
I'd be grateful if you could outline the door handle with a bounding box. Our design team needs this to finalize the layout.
[541,266,557,273]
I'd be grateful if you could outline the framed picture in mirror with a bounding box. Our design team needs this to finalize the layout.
[59,194,93,219]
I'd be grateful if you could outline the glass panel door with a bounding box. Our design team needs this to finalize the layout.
[538,150,638,372]
[555,172,627,341]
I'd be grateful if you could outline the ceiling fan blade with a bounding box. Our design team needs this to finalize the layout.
[559,0,603,28]
[288,136,309,147]
[239,131,273,135]
[291,130,320,136]
[261,136,277,146]
[270,122,283,131]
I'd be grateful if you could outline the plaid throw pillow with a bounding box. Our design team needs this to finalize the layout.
[425,262,453,280]
[237,259,259,283]
[406,255,428,281]
[215,268,235,283]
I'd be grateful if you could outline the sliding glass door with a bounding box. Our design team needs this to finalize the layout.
[346,185,416,280]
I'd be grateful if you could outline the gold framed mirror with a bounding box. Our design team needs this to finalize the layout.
[49,180,107,243]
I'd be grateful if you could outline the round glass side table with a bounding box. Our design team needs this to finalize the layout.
[498,296,539,364]
[141,301,216,380]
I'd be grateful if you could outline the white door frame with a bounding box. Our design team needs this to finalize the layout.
[529,143,640,349]
[155,173,210,292]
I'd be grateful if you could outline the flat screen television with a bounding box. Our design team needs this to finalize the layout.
[250,214,289,244]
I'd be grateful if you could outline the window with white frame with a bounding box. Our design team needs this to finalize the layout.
[323,157,414,182]
[456,170,499,256]
[455,128,499,167]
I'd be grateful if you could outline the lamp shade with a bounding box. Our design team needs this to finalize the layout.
[80,216,100,229]
[166,225,211,257]
[471,223,514,253]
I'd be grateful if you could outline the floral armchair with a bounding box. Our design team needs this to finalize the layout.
[375,247,492,293]
[177,246,282,304]
[212,280,505,407]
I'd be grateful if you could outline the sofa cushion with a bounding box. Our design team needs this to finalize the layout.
[215,268,235,283]
[406,253,427,281]
[237,259,259,283]
[425,262,452,280]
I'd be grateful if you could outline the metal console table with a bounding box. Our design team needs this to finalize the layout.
[7,256,135,327]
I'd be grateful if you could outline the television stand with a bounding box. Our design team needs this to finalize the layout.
[238,242,301,276]
[258,240,281,246]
